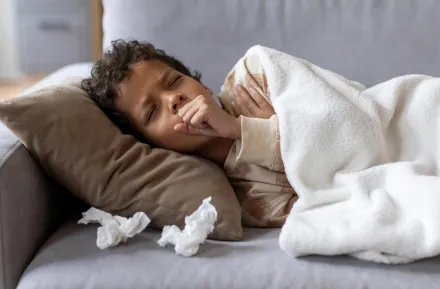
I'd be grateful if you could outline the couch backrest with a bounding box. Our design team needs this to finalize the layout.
[102,0,440,92]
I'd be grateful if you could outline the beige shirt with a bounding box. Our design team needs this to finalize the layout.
[222,113,298,228]
[218,52,298,227]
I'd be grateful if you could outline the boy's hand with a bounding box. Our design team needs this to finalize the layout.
[174,95,241,139]
[232,84,275,119]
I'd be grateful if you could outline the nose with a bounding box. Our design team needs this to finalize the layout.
[168,93,187,114]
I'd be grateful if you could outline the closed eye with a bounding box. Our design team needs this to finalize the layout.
[147,104,156,123]
[169,75,182,88]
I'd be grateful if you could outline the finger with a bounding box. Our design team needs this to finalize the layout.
[248,85,269,108]
[189,117,209,129]
[236,85,260,116]
[234,91,254,117]
[178,99,196,118]
[244,73,270,108]
[174,123,191,134]
[181,104,200,125]
[243,74,275,118]
[174,123,218,137]
[181,103,209,129]
[244,72,260,89]
[190,110,209,128]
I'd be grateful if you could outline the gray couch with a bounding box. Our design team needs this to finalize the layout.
[2,1,440,288]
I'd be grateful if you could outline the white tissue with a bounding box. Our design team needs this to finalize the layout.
[78,207,151,249]
[157,196,218,257]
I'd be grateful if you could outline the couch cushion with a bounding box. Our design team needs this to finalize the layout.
[17,219,440,289]
[0,80,242,241]
[102,0,440,91]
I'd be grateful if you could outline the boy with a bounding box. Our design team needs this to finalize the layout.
[82,40,297,228]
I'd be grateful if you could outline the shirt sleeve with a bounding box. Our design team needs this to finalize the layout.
[235,114,285,172]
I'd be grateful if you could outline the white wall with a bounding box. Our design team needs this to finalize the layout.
[0,0,21,79]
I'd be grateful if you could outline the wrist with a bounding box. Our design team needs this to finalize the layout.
[233,117,241,140]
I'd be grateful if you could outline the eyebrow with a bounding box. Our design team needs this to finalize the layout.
[158,68,174,85]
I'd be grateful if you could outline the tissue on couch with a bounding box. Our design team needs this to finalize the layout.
[79,207,151,249]
[158,197,218,257]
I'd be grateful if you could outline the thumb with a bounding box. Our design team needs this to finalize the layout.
[174,123,219,137]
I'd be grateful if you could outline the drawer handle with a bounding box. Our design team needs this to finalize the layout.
[38,21,71,32]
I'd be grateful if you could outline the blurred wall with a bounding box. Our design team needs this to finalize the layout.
[0,0,21,79]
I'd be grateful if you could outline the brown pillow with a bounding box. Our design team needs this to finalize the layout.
[0,79,242,241]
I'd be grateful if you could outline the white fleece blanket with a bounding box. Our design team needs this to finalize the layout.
[228,45,440,264]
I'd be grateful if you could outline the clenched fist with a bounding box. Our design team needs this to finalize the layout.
[174,94,241,140]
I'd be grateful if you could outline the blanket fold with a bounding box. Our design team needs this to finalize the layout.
[222,45,440,264]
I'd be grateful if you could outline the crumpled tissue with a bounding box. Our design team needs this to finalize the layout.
[157,196,217,257]
[78,207,151,249]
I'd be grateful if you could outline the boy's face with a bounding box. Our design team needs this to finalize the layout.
[115,60,215,153]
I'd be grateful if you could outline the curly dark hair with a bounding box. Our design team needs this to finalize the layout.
[81,39,201,138]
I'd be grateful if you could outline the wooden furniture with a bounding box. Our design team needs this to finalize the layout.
[91,0,103,61]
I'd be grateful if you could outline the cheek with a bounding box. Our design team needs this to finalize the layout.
[158,113,181,132]
[185,81,211,99]
[149,115,181,144]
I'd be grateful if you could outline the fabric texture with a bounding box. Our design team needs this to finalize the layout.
[17,219,440,289]
[219,68,297,228]
[0,80,243,241]
[102,0,440,92]
[232,45,440,264]
[237,115,279,170]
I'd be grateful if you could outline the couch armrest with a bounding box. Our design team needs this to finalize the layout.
[0,126,69,289]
